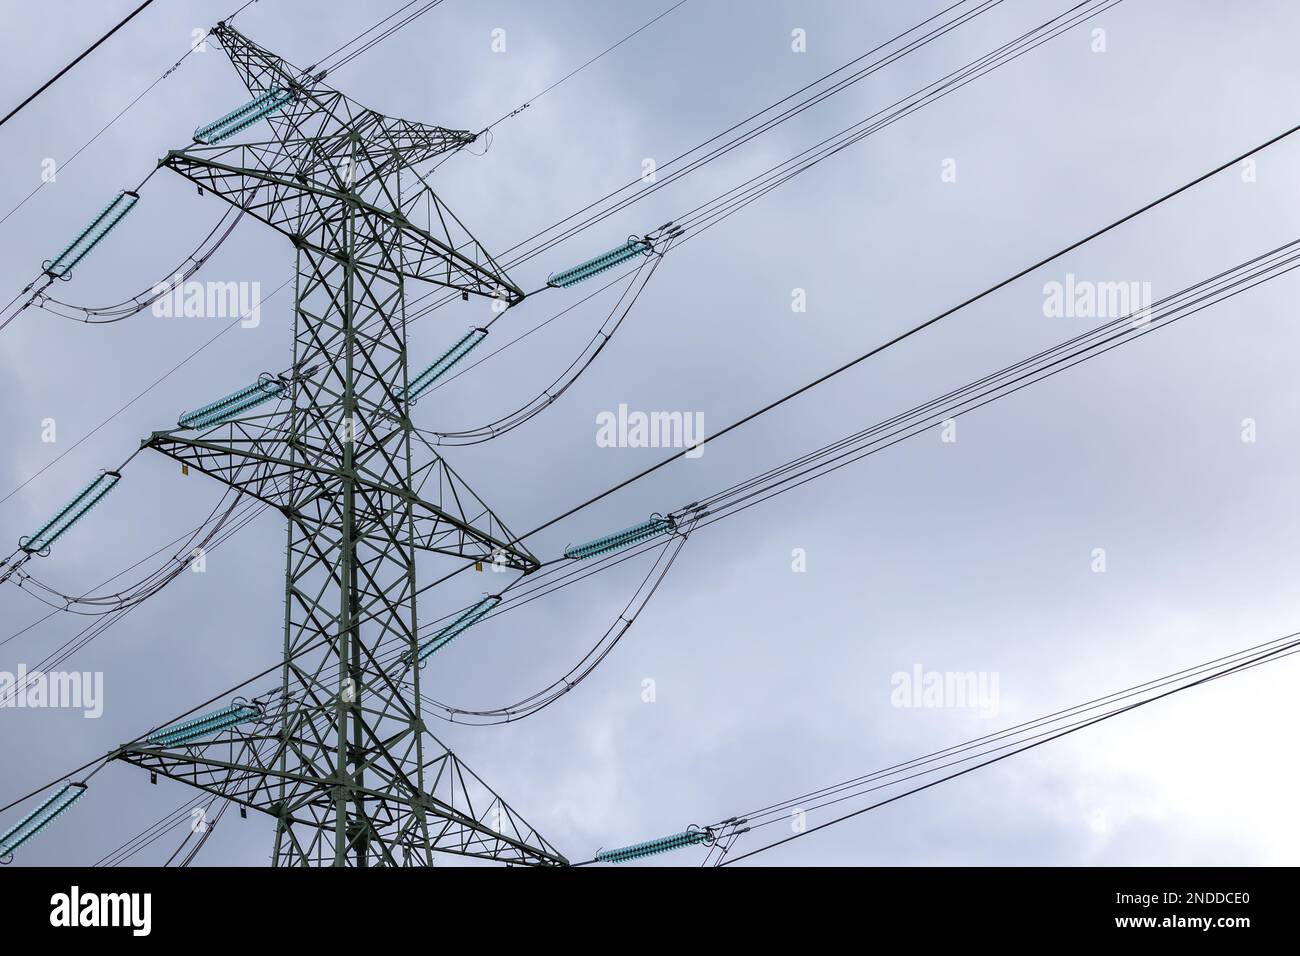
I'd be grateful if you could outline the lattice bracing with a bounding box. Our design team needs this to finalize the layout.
[119,23,558,866]
[159,24,523,302]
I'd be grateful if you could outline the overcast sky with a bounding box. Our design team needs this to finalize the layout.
[2,0,1299,867]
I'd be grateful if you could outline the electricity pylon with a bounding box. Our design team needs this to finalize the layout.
[115,22,566,867]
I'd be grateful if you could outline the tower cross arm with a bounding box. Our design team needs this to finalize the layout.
[145,430,539,571]
[159,148,524,301]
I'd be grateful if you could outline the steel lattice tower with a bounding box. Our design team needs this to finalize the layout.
[114,23,566,867]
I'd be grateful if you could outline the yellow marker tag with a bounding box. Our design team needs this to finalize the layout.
[475,561,483,572]
[182,464,189,476]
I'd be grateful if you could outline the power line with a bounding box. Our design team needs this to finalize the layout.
[408,0,1010,323]
[515,120,1300,544]
[315,0,449,76]
[481,0,693,134]
[717,633,1300,864]
[0,0,162,131]
[2,0,1292,870]
[411,0,1113,422]
[10,229,1288,749]
[7,225,1289,825]
[206,235,1300,736]
[405,239,1300,727]
[154,229,1298,735]
[0,278,292,510]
